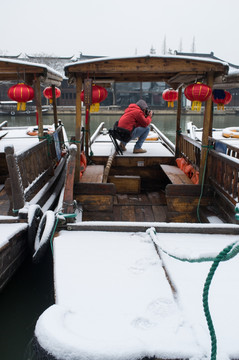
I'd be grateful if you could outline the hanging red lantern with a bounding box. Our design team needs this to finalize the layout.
[43,86,61,104]
[184,82,212,111]
[7,83,34,111]
[162,89,178,107]
[80,84,108,112]
[212,89,232,110]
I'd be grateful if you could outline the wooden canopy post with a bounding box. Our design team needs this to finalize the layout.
[34,76,43,139]
[199,71,214,184]
[175,87,182,158]
[83,79,92,159]
[75,76,83,182]
[51,84,58,129]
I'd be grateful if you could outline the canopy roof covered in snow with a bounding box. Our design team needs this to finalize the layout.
[64,55,229,89]
[0,57,62,86]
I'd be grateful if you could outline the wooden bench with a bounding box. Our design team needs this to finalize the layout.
[81,165,104,183]
[160,165,192,185]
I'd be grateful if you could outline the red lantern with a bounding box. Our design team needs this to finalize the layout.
[184,82,212,111]
[212,89,232,110]
[80,84,108,112]
[43,87,61,104]
[8,83,34,111]
[162,89,178,107]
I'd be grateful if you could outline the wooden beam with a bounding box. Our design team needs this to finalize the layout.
[34,76,43,139]
[51,84,58,128]
[75,76,82,182]
[199,71,214,184]
[175,87,182,158]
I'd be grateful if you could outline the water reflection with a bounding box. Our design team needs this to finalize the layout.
[3,112,239,144]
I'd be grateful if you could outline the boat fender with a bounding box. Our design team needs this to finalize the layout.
[191,170,199,184]
[80,151,87,178]
[184,164,194,179]
[32,210,56,264]
[28,204,43,253]
[176,157,187,170]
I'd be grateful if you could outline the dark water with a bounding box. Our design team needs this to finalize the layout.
[1,111,239,360]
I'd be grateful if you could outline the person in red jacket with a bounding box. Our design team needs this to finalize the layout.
[118,99,153,153]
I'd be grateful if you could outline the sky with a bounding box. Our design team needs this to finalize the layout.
[1,0,239,65]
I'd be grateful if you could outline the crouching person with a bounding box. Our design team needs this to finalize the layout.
[118,100,153,153]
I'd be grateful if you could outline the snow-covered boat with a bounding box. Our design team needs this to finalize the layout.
[33,55,239,360]
[0,58,68,291]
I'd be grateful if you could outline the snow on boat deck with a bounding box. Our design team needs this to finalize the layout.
[35,228,239,360]
[0,127,38,153]
[91,133,174,157]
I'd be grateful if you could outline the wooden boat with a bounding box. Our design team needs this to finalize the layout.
[33,56,239,360]
[0,58,67,291]
[0,100,49,116]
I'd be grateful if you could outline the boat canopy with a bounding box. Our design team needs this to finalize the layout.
[0,58,62,86]
[64,55,229,88]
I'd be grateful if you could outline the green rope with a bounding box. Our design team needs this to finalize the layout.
[147,227,239,360]
[147,227,239,263]
[49,212,77,254]
[202,242,236,360]
[197,145,213,223]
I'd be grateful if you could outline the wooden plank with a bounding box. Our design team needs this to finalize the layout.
[81,165,104,183]
[74,182,115,195]
[166,184,212,197]
[121,205,136,222]
[64,222,239,234]
[167,196,211,213]
[152,205,167,222]
[134,206,146,222]
[161,165,192,184]
[167,212,198,223]
[82,212,113,221]
[108,175,141,194]
[76,194,113,212]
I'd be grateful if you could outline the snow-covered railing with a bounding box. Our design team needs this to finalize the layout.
[5,126,65,213]
[208,149,239,205]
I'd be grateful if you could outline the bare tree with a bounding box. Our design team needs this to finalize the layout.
[150,45,156,55]
[162,36,167,55]
[191,36,196,53]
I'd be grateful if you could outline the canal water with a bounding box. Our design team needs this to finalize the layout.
[1,111,239,360]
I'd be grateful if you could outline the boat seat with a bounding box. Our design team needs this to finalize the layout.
[81,165,104,183]
[160,165,192,185]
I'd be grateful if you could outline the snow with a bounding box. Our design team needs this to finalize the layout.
[35,228,239,360]
[0,222,28,247]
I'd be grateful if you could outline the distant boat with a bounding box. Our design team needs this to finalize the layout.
[0,100,49,116]
[0,58,66,292]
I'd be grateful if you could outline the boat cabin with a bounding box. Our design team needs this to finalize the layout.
[63,55,239,224]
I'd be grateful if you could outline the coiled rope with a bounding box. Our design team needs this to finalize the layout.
[147,227,239,360]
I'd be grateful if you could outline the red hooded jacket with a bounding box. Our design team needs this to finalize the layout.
[118,104,152,132]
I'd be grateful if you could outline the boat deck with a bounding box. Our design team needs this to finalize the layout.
[91,133,174,159]
[0,127,38,153]
[83,191,168,222]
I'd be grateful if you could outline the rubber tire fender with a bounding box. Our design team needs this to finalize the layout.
[32,210,56,264]
[28,204,43,253]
